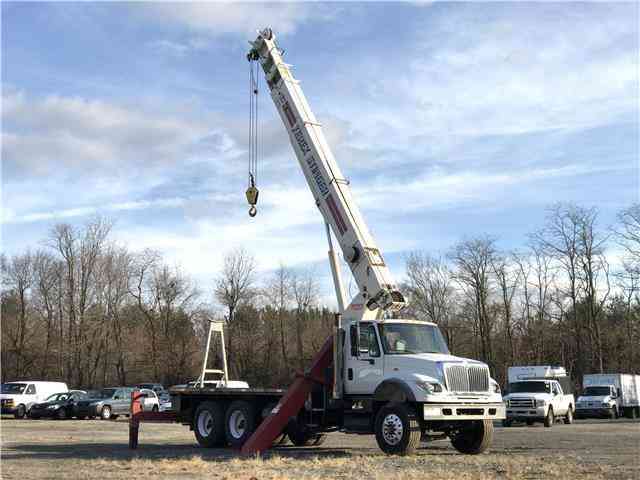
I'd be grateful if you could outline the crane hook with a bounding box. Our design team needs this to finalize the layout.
[249,205,257,217]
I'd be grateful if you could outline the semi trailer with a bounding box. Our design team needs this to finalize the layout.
[166,27,505,456]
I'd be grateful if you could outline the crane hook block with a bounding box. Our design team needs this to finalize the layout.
[246,186,259,217]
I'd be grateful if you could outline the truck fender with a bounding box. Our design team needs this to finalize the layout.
[374,379,416,403]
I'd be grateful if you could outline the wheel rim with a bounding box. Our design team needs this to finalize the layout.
[229,410,247,439]
[197,410,214,437]
[381,413,404,446]
[103,407,111,419]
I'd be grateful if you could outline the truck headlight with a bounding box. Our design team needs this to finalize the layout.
[47,405,58,410]
[416,381,443,394]
[536,399,547,407]
[601,402,610,407]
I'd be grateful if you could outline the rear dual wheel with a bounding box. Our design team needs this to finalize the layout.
[194,401,226,447]
[224,400,257,448]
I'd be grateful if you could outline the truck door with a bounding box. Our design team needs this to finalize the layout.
[344,322,383,394]
[551,382,563,413]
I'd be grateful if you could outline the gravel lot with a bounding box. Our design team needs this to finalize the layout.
[1,416,638,479]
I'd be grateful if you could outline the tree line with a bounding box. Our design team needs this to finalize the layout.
[2,202,638,389]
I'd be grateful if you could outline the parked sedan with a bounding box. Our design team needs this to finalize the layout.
[74,387,134,420]
[29,391,87,419]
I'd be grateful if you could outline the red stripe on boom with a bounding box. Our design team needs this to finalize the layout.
[326,194,348,236]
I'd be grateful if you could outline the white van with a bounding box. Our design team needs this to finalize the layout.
[1,381,68,418]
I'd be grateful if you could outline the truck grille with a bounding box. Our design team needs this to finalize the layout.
[508,397,535,408]
[445,365,489,392]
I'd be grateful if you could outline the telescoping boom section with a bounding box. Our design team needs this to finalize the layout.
[247,28,404,313]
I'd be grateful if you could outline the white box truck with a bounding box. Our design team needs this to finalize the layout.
[502,366,575,427]
[577,374,640,419]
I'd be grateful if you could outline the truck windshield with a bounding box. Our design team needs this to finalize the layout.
[1,383,26,394]
[583,386,611,396]
[509,381,550,394]
[378,323,449,355]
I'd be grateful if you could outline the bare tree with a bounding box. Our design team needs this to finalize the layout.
[404,252,456,346]
[291,268,320,370]
[532,203,585,378]
[491,252,520,369]
[449,236,497,367]
[3,251,34,377]
[214,248,256,324]
[264,264,293,372]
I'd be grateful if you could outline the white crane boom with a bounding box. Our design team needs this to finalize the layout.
[248,28,405,314]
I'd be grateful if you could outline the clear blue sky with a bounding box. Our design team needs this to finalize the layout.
[2,2,638,304]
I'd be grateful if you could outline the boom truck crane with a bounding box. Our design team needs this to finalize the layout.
[164,28,505,456]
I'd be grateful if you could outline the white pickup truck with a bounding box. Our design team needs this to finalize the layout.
[502,366,575,427]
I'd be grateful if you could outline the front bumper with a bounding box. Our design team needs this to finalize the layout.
[576,407,612,418]
[506,406,546,419]
[422,402,505,420]
[29,407,59,418]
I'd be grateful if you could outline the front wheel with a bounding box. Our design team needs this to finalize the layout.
[152,405,159,413]
[609,407,617,420]
[450,420,494,455]
[563,407,573,424]
[57,408,67,420]
[501,419,512,427]
[14,404,26,419]
[374,403,421,456]
[544,407,554,428]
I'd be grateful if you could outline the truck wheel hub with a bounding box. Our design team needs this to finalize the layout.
[229,410,247,439]
[198,411,214,436]
[382,414,403,445]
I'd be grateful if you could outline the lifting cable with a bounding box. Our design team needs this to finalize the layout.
[246,59,260,217]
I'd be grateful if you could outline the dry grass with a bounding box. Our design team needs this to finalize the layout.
[2,418,639,479]
[2,451,636,480]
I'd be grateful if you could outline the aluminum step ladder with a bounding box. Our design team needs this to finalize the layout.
[198,320,229,387]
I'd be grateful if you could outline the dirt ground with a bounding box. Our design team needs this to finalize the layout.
[1,417,638,479]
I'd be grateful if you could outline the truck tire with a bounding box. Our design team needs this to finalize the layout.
[374,403,421,456]
[563,406,573,424]
[14,404,26,419]
[224,400,257,448]
[526,419,534,426]
[501,419,512,427]
[57,408,67,420]
[194,401,226,448]
[544,407,554,428]
[286,418,318,447]
[450,420,494,455]
[609,407,616,420]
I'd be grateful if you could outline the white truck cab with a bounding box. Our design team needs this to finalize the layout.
[502,366,575,427]
[576,384,620,419]
[1,381,69,418]
[346,319,503,411]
